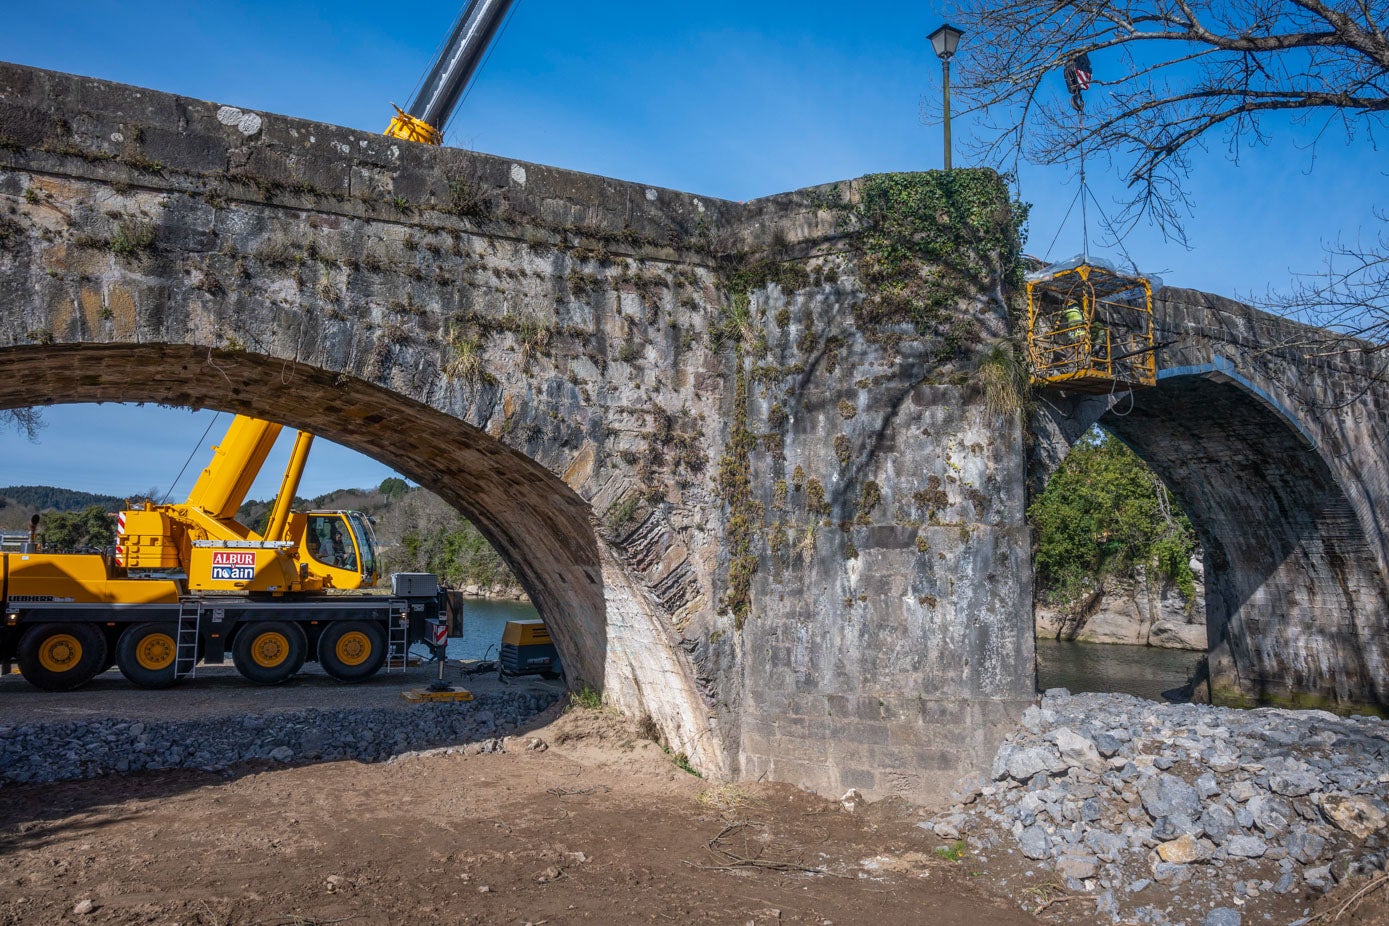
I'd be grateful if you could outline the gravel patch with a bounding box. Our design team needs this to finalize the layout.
[0,689,561,784]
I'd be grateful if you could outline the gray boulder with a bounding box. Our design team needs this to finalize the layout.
[1139,773,1203,822]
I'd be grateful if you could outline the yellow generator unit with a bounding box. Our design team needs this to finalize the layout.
[499,619,561,680]
[1026,260,1158,393]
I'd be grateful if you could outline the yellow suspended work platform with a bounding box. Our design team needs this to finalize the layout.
[1025,260,1158,393]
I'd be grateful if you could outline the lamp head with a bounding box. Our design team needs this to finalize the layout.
[928,24,965,61]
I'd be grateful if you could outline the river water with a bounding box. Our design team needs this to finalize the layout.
[445,597,541,662]
[1036,638,1204,702]
[448,599,1204,703]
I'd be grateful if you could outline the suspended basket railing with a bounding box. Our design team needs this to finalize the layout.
[1025,259,1158,393]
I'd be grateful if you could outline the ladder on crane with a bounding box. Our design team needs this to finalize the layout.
[176,598,202,679]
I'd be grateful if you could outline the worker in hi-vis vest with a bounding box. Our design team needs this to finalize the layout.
[1061,302,1085,338]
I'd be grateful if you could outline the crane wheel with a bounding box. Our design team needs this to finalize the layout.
[232,621,306,685]
[17,623,108,692]
[318,621,387,682]
[116,623,181,689]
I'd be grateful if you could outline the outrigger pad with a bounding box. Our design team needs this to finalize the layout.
[401,688,475,703]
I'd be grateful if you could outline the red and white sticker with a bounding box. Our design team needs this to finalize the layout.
[431,622,449,647]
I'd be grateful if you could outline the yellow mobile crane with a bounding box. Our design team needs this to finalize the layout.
[1,416,445,692]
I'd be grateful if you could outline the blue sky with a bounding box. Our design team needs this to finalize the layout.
[1,1,1383,499]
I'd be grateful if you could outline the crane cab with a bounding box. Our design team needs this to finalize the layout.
[296,511,381,589]
[1025,260,1158,393]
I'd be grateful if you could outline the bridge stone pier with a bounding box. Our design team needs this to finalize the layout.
[0,62,1384,806]
[1035,289,1389,714]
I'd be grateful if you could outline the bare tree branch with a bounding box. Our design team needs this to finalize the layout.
[941,0,1389,350]
[1,408,44,442]
[943,0,1388,211]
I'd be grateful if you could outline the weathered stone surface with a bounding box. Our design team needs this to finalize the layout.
[1036,565,1206,650]
[1032,291,1389,713]
[1056,853,1098,879]
[1140,774,1203,822]
[1054,727,1104,772]
[1149,620,1208,650]
[1000,744,1065,781]
[1018,824,1051,860]
[1202,908,1241,926]
[1226,835,1268,858]
[931,692,1389,925]
[0,691,561,783]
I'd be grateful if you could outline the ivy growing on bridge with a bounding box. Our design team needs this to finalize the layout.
[708,169,1032,629]
[853,169,1028,332]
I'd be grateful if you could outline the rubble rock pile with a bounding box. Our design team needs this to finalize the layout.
[927,690,1389,925]
[0,690,559,784]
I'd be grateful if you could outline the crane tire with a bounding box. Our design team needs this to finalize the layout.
[318,621,387,682]
[232,621,306,685]
[116,622,181,689]
[17,623,108,692]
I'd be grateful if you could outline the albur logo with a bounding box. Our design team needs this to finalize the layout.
[211,550,256,581]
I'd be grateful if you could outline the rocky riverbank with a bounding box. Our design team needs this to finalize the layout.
[926,690,1389,926]
[0,689,560,784]
[1036,564,1206,650]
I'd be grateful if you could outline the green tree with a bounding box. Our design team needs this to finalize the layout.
[379,477,409,502]
[38,505,116,553]
[1029,428,1198,605]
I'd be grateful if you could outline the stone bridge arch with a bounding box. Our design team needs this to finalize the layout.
[1034,288,1389,712]
[0,341,725,770]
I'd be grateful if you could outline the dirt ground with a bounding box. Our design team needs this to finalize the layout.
[1,703,1386,926]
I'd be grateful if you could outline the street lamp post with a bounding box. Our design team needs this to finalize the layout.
[927,24,965,170]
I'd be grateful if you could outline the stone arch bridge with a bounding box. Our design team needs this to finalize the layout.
[1,62,1384,804]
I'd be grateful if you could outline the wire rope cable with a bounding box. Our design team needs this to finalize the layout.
[1107,385,1137,417]
[160,412,222,504]
[1044,185,1085,261]
[1083,184,1141,274]
[1078,108,1090,262]
[443,0,524,144]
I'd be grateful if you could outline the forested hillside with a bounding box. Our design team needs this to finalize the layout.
[0,485,127,523]
[0,486,132,550]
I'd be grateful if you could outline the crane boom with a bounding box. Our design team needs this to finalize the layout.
[385,0,519,145]
[184,416,283,522]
